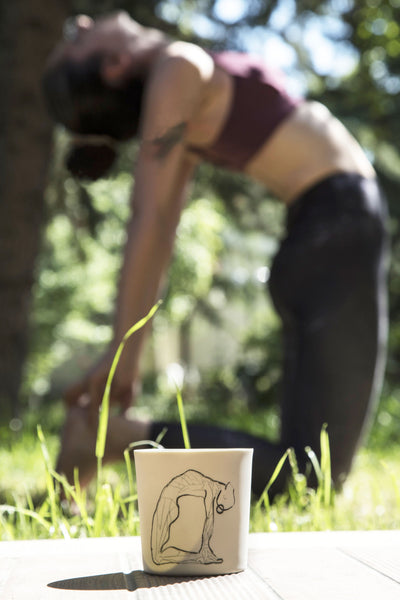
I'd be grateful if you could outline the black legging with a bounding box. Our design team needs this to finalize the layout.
[150,173,389,497]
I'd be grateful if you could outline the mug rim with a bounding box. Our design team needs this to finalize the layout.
[134,448,253,454]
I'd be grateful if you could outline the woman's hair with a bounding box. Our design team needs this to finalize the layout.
[43,52,146,179]
[65,142,118,180]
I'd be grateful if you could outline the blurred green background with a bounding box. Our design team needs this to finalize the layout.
[1,0,399,458]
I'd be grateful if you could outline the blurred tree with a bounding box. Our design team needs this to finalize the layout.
[0,0,202,424]
[0,0,70,423]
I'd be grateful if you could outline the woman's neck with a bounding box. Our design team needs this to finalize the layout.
[126,26,170,74]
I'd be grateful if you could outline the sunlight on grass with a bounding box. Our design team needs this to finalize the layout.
[1,304,400,540]
[1,424,400,541]
[250,445,400,533]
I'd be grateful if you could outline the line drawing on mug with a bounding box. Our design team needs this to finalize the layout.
[150,469,235,565]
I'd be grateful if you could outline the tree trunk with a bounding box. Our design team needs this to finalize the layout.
[0,0,69,423]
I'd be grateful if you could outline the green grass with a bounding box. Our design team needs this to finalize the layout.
[251,446,400,533]
[1,423,400,541]
[1,305,399,540]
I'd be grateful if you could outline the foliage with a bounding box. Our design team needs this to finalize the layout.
[251,447,400,532]
[2,314,400,537]
[24,144,132,407]
[0,426,141,540]
[1,423,400,540]
[163,196,227,324]
[14,1,398,448]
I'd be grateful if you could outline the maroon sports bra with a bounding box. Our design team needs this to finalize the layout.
[190,51,302,171]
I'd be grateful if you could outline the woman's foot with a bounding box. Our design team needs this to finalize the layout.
[56,405,151,489]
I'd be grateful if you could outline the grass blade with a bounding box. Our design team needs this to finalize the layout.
[96,300,162,462]
[305,446,323,485]
[320,424,332,507]
[176,385,191,449]
[256,449,290,509]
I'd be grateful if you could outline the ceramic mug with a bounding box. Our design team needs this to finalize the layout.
[134,448,253,576]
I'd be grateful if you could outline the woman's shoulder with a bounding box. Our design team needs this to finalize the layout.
[154,41,215,83]
[140,41,218,142]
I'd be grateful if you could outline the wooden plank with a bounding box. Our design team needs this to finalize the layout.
[0,536,275,599]
[249,529,400,550]
[1,547,131,599]
[1,532,399,599]
[339,546,400,584]
[249,546,400,600]
[249,531,400,600]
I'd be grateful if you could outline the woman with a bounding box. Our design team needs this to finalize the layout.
[43,11,388,497]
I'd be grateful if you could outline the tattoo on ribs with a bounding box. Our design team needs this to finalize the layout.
[152,122,186,159]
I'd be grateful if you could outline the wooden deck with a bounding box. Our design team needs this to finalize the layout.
[1,530,400,599]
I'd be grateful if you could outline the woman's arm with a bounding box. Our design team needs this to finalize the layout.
[65,50,209,411]
[111,148,197,402]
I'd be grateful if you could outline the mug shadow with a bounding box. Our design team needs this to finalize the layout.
[48,569,209,592]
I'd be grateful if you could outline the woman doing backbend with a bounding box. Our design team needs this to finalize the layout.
[43,11,389,497]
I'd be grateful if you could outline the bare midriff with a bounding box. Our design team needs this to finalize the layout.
[244,101,376,204]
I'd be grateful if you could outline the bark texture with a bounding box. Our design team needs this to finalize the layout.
[0,0,69,421]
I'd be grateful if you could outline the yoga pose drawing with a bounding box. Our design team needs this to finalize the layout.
[150,469,234,565]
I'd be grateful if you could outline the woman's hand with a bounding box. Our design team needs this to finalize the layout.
[64,348,136,414]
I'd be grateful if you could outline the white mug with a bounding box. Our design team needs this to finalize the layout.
[134,448,253,576]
